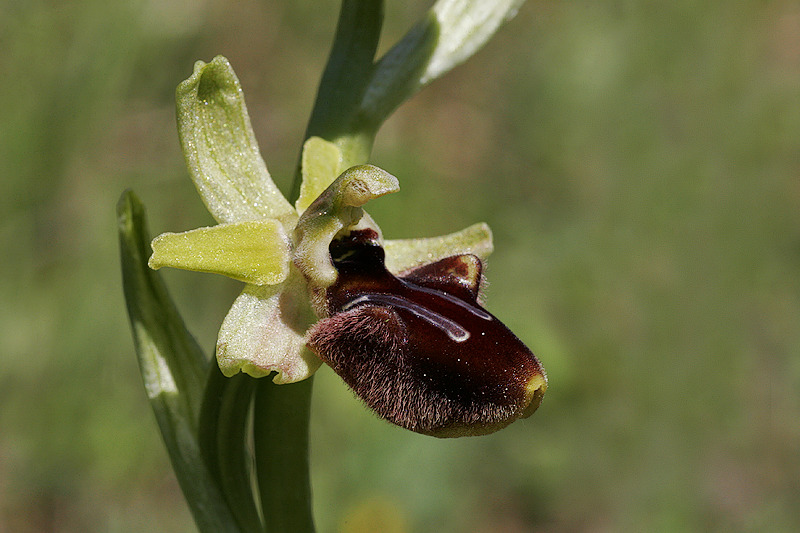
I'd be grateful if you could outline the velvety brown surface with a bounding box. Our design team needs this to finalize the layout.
[308,232,545,436]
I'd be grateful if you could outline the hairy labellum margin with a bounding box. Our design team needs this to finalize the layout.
[307,230,547,437]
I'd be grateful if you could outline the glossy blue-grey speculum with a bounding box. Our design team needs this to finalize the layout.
[308,230,547,437]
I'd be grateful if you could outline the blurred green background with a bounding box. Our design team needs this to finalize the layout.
[3,0,799,531]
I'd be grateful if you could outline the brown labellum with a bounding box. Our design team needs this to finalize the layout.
[307,230,547,437]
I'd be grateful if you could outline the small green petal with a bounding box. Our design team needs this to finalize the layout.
[149,220,290,286]
[383,222,493,274]
[296,136,343,214]
[177,56,295,224]
[216,272,321,383]
[294,165,399,289]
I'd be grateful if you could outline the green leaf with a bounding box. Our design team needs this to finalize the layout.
[361,0,526,123]
[118,190,243,533]
[177,56,296,224]
[383,222,493,274]
[421,0,525,84]
[149,220,291,286]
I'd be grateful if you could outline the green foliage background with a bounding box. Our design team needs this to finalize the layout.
[2,0,799,531]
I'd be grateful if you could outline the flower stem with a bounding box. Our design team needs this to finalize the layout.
[290,0,385,202]
[258,3,386,529]
[253,377,316,533]
[253,3,386,531]
[198,368,262,532]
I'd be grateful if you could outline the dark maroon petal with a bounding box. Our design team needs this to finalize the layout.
[399,254,483,303]
[306,231,547,437]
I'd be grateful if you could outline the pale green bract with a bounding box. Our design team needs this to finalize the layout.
[149,56,494,383]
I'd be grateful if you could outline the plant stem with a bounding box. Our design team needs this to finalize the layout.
[290,0,385,202]
[198,368,262,532]
[253,3,385,531]
[253,377,315,533]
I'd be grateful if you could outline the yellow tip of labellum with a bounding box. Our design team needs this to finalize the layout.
[522,372,548,419]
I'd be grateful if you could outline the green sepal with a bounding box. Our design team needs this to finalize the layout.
[216,271,321,382]
[177,56,296,225]
[148,220,291,286]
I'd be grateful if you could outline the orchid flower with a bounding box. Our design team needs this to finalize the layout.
[148,57,545,437]
[120,2,544,530]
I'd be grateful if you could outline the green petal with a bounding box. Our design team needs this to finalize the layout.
[294,165,399,289]
[216,272,320,383]
[296,136,343,214]
[148,220,290,286]
[383,222,493,274]
[177,56,295,224]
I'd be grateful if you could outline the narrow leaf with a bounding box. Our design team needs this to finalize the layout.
[361,0,526,122]
[422,0,525,84]
[118,190,242,533]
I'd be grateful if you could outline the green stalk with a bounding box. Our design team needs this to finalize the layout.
[252,3,385,531]
[253,377,315,533]
[291,0,385,202]
[198,368,262,532]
